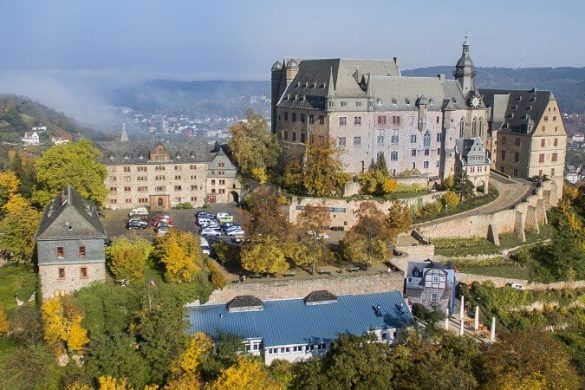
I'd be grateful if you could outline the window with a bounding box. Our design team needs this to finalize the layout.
[377,115,387,125]
[353,136,361,146]
[551,168,555,176]
[544,116,548,121]
[301,133,306,143]
[436,116,440,124]
[390,152,398,161]
[283,131,288,141]
[123,166,131,172]
[309,114,314,124]
[423,131,430,147]
[337,137,346,147]
[340,101,347,107]
[174,175,181,180]
[79,246,86,257]
[356,101,362,107]
[319,115,325,125]
[502,136,507,145]
[284,112,288,121]
[514,169,518,177]
[57,247,64,258]
[339,117,347,126]
[391,132,399,144]
[515,138,521,146]
[410,134,417,143]
[432,275,440,283]
[515,152,519,162]
[459,119,465,138]
[292,132,297,142]
[431,293,438,303]
[501,151,506,160]
[541,139,545,147]
[377,130,385,145]
[354,116,361,126]
[552,152,558,162]
[80,267,88,279]
[292,113,296,122]
[424,149,430,156]
[424,161,429,169]
[58,268,65,279]
[174,185,182,191]
[554,138,558,146]
[392,115,401,125]
[110,187,117,192]
[410,116,415,125]
[539,154,545,163]
[300,113,305,123]
[472,118,477,137]
[411,149,417,157]
[436,133,442,142]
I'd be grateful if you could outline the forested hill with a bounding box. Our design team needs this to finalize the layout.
[404,66,585,113]
[0,95,104,143]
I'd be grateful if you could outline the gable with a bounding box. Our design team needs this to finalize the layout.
[149,144,170,161]
[38,206,105,241]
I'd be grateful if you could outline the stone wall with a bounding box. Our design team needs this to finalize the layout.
[288,191,442,230]
[458,272,585,291]
[39,262,106,298]
[203,272,405,304]
[416,178,561,243]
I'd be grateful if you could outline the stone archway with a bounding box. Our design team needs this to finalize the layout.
[230,191,240,204]
[476,180,485,193]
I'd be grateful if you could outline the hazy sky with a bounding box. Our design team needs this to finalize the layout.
[1,0,584,81]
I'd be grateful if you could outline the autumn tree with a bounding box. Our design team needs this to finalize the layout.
[479,330,582,389]
[228,111,280,181]
[33,140,108,208]
[0,303,9,334]
[154,230,203,283]
[244,185,290,239]
[165,332,213,388]
[207,259,227,289]
[302,139,351,197]
[281,157,304,194]
[386,200,412,240]
[10,152,36,199]
[41,297,67,347]
[107,237,152,282]
[240,234,289,274]
[66,315,90,354]
[0,170,20,215]
[0,194,40,264]
[210,356,282,390]
[98,376,132,390]
[340,231,389,268]
[441,190,460,210]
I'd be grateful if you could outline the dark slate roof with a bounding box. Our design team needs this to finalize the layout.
[36,186,107,241]
[480,88,553,134]
[94,140,216,165]
[303,290,338,305]
[188,291,414,347]
[227,296,264,312]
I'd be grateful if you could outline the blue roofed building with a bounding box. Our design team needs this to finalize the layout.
[187,290,414,365]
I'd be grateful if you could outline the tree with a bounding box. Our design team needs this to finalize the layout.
[98,376,132,390]
[386,200,412,242]
[244,186,290,239]
[0,303,9,334]
[41,297,67,347]
[228,112,280,179]
[479,330,581,389]
[441,190,460,210]
[443,174,455,190]
[33,140,108,208]
[298,202,331,238]
[281,158,304,194]
[169,332,213,384]
[240,234,289,274]
[207,260,227,289]
[341,231,389,268]
[154,230,203,283]
[0,194,41,265]
[200,332,246,382]
[382,178,398,194]
[303,139,350,197]
[453,170,474,201]
[210,356,281,390]
[66,315,90,354]
[375,152,389,176]
[107,237,152,282]
[0,170,20,214]
[0,343,62,390]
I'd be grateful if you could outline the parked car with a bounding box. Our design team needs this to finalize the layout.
[155,222,170,235]
[129,207,149,219]
[223,224,242,232]
[226,229,244,237]
[216,212,234,223]
[127,219,148,230]
[197,217,216,227]
[196,211,213,218]
[200,228,222,237]
[152,215,174,227]
[506,282,525,290]
[307,230,329,239]
[200,236,211,256]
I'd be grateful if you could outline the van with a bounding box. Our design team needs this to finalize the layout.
[129,207,149,219]
[200,236,211,256]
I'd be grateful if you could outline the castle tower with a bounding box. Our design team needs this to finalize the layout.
[120,123,129,142]
[454,35,476,95]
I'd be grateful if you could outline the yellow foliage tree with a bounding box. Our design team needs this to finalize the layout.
[0,170,20,197]
[443,175,455,190]
[162,239,196,283]
[250,167,268,184]
[170,332,212,380]
[0,303,9,334]
[207,260,227,289]
[240,235,289,274]
[66,315,90,354]
[382,178,398,194]
[66,382,94,390]
[442,191,460,210]
[210,357,282,390]
[41,298,67,345]
[98,376,133,390]
[155,231,201,283]
[163,374,200,390]
[108,237,152,281]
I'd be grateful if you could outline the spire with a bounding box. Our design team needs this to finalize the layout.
[120,123,129,142]
[454,35,476,94]
[326,66,335,98]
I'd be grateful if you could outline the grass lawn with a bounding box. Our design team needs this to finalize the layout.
[459,264,530,280]
[414,186,499,223]
[0,265,37,310]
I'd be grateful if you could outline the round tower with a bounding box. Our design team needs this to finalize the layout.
[271,60,283,133]
[453,35,476,95]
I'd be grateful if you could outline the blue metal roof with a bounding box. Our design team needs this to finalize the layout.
[187,291,414,347]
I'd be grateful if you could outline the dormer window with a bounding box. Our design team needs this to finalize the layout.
[377,99,382,106]
[405,98,411,105]
[190,152,195,159]
[392,98,397,105]
[138,154,144,160]
[109,154,114,160]
[304,82,309,87]
[296,82,301,87]
[175,153,181,159]
[124,153,130,160]
[312,82,317,88]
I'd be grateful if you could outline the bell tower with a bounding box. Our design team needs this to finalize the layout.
[454,35,476,95]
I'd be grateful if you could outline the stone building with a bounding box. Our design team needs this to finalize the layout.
[404,260,456,314]
[95,140,241,210]
[271,37,488,183]
[36,186,107,299]
[455,137,491,193]
[480,88,567,179]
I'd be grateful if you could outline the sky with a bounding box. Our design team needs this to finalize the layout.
[0,0,584,123]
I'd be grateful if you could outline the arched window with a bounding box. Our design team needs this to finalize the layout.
[423,131,431,147]
[472,118,477,137]
[459,119,465,138]
[479,118,484,137]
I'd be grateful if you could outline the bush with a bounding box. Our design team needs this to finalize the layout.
[173,202,193,209]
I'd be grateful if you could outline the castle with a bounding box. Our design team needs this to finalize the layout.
[271,38,566,187]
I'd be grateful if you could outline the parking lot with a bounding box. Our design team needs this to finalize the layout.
[101,204,246,245]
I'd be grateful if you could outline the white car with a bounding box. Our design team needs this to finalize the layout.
[199,236,211,256]
[507,282,525,290]
[216,212,234,223]
[200,228,221,237]
[307,230,329,240]
[226,228,244,236]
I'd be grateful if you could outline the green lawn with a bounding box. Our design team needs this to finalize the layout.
[0,265,37,310]
[459,265,530,280]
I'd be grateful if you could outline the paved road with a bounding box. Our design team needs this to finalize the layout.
[417,172,533,227]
